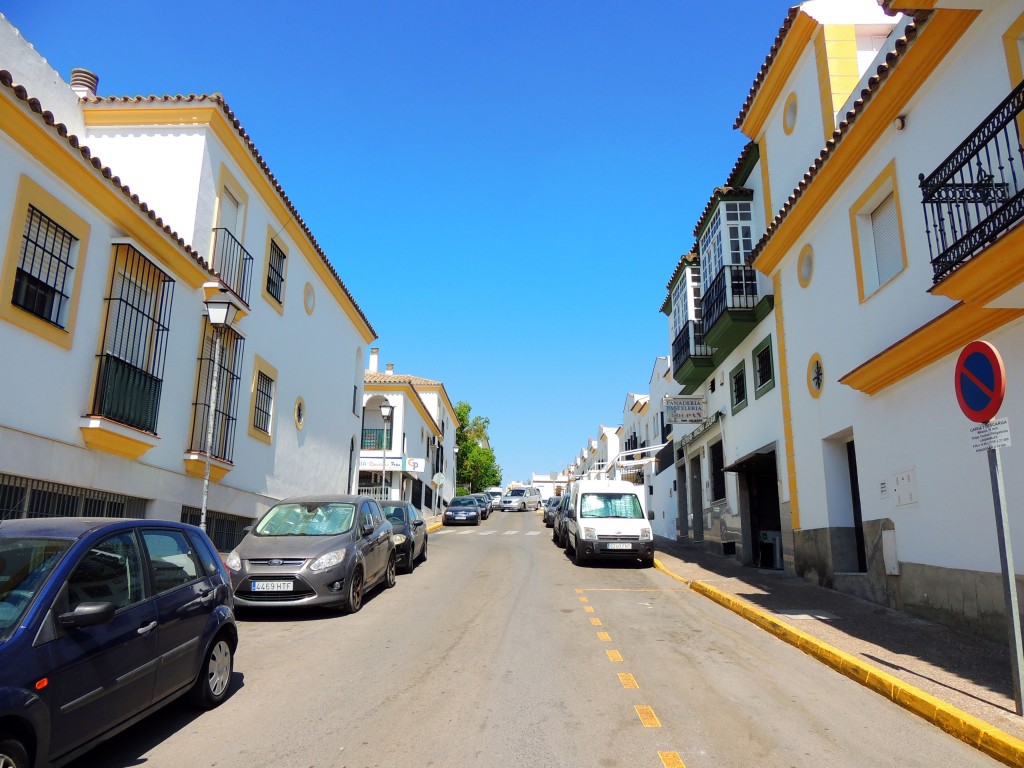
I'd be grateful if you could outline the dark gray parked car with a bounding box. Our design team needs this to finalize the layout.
[0,517,236,768]
[226,495,396,613]
[543,496,562,527]
[381,501,427,574]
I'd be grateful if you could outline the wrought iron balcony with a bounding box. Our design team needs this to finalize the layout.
[361,428,393,451]
[92,354,163,434]
[211,228,254,305]
[671,320,715,393]
[920,79,1024,283]
[701,264,760,345]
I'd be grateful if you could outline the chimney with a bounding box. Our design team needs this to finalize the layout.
[368,347,379,373]
[70,68,99,99]
[385,363,394,375]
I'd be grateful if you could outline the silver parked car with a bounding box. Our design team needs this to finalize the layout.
[225,495,396,614]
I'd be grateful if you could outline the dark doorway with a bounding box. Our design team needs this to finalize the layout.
[847,441,867,573]
[689,455,703,541]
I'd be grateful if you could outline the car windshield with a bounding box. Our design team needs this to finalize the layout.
[579,493,644,519]
[487,492,501,499]
[254,503,356,536]
[0,537,72,642]
[508,489,525,497]
[451,498,476,507]
[383,505,407,525]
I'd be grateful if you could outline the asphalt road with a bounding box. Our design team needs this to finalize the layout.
[73,509,1003,767]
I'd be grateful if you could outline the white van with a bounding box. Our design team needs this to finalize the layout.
[561,479,654,567]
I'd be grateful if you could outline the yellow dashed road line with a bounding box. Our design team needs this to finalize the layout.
[606,650,623,662]
[597,631,611,642]
[635,705,661,728]
[658,752,686,768]
[578,596,589,603]
[584,606,595,613]
[618,673,639,689]
[590,617,602,626]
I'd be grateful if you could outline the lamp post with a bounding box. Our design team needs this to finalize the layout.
[379,401,393,502]
[199,292,239,533]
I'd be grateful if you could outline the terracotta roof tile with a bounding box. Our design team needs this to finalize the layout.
[691,186,755,239]
[82,93,376,338]
[748,18,922,264]
[365,372,442,387]
[733,7,801,131]
[0,70,215,277]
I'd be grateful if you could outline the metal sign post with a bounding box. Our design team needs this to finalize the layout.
[955,341,1023,715]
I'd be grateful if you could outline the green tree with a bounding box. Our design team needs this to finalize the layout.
[454,401,502,493]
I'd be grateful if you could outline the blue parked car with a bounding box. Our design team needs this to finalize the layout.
[0,517,238,768]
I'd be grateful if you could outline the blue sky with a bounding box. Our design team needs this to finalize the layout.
[4,0,795,486]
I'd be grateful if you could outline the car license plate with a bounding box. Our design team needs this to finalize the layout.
[251,580,293,592]
[606,542,632,550]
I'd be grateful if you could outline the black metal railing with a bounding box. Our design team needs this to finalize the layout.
[93,354,163,433]
[920,80,1024,283]
[671,320,713,376]
[701,265,759,334]
[211,228,253,304]
[361,428,393,450]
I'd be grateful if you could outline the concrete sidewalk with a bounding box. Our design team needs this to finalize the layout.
[652,536,1024,766]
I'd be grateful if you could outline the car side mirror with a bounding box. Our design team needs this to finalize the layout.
[59,601,116,629]
[242,526,253,535]
[361,523,375,537]
[647,510,655,521]
[412,519,425,527]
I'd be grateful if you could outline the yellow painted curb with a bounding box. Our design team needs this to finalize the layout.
[685,578,1024,768]
[654,559,690,586]
[427,522,443,533]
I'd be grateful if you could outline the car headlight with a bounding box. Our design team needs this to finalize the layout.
[582,527,598,541]
[310,550,346,572]
[393,533,407,546]
[225,551,241,572]
[639,527,652,541]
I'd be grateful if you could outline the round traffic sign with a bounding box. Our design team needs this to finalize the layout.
[955,340,1005,423]
[432,472,446,486]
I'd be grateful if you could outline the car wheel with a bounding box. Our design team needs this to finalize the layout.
[557,526,566,549]
[0,733,29,768]
[641,554,655,568]
[417,537,428,563]
[574,537,587,566]
[385,552,397,588]
[189,635,234,709]
[402,544,415,574]
[551,525,559,543]
[346,567,364,614]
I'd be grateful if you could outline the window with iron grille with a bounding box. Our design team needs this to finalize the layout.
[254,370,274,434]
[13,205,77,328]
[190,320,245,462]
[180,506,252,552]
[753,336,775,399]
[730,361,747,415]
[266,238,286,303]
[92,244,175,434]
[0,473,145,521]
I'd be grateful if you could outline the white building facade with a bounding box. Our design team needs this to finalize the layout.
[0,16,375,551]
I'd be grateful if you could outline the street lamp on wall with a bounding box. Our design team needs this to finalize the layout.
[379,401,393,502]
[199,290,240,534]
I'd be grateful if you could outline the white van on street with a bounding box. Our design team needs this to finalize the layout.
[561,478,654,567]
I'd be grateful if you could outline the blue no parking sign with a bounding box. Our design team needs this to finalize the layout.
[955,340,1006,423]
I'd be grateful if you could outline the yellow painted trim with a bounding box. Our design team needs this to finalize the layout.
[414,383,460,429]
[797,244,814,288]
[213,162,250,261]
[364,381,442,440]
[739,12,820,139]
[807,353,824,399]
[815,27,835,144]
[782,91,799,136]
[757,138,774,229]
[294,396,306,431]
[2,96,211,292]
[84,104,376,343]
[183,453,232,482]
[753,10,979,277]
[247,354,278,445]
[930,224,1024,305]
[774,275,800,530]
[839,303,1024,395]
[1002,12,1024,87]
[818,25,859,143]
[303,282,315,315]
[79,418,157,459]
[848,159,907,303]
[260,225,287,315]
[0,175,91,349]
